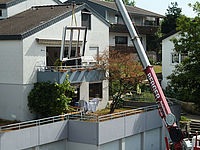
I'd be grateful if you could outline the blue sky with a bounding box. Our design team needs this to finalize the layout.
[134,0,197,17]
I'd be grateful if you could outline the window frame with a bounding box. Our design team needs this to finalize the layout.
[81,11,91,30]
[115,36,128,45]
[0,10,2,17]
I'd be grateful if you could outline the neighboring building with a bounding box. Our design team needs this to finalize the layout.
[0,4,110,121]
[0,0,62,19]
[161,31,181,89]
[66,0,164,61]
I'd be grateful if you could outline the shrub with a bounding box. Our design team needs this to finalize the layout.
[28,79,74,118]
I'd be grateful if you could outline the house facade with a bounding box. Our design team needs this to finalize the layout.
[0,0,62,19]
[161,31,181,89]
[0,4,110,121]
[66,0,163,61]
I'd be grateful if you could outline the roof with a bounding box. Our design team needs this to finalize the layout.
[0,0,13,4]
[0,4,110,40]
[82,0,164,18]
[159,30,179,41]
[0,0,62,8]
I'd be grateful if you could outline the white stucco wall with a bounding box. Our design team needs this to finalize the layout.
[85,14,109,57]
[7,0,58,17]
[0,40,23,84]
[109,32,146,50]
[0,84,34,120]
[161,33,179,89]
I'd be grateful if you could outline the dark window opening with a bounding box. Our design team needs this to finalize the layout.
[171,53,179,64]
[115,36,128,45]
[89,83,102,98]
[81,9,91,29]
[64,47,80,58]
[0,10,2,17]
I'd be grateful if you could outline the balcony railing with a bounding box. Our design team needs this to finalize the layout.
[109,24,159,35]
[109,45,137,53]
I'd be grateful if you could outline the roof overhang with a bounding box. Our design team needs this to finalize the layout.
[0,4,110,40]
[0,0,62,8]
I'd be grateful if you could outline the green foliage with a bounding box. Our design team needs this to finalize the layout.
[28,78,74,118]
[167,2,200,106]
[181,116,191,122]
[161,2,182,34]
[105,0,135,6]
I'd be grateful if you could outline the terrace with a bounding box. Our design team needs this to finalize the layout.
[0,101,180,150]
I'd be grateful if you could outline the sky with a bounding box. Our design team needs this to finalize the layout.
[134,0,197,17]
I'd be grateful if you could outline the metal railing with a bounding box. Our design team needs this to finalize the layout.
[36,65,98,72]
[0,104,167,132]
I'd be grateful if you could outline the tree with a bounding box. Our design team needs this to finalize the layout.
[28,78,74,118]
[105,0,135,6]
[167,2,200,106]
[97,50,144,113]
[161,2,182,34]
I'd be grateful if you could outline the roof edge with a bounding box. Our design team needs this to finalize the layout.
[0,4,110,40]
[0,0,63,8]
[83,3,110,27]
[0,35,22,40]
[52,0,63,5]
[159,30,179,41]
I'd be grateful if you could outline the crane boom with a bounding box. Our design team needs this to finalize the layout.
[114,0,183,149]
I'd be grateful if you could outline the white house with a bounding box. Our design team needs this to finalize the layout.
[0,4,110,121]
[0,0,62,19]
[161,31,185,89]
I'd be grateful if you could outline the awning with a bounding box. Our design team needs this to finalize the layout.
[36,38,83,46]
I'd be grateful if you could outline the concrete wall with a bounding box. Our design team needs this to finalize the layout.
[161,33,179,89]
[7,0,58,17]
[0,121,68,150]
[0,107,171,150]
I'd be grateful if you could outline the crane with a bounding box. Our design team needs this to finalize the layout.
[113,0,183,149]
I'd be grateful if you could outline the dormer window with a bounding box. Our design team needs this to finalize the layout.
[81,9,91,29]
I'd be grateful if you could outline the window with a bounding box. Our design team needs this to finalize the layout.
[89,83,102,98]
[171,53,179,64]
[115,36,128,45]
[115,15,119,24]
[81,10,91,29]
[181,53,188,62]
[0,10,2,17]
[171,53,188,64]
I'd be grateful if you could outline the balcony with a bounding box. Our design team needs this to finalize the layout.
[37,65,105,84]
[109,45,137,53]
[109,24,159,35]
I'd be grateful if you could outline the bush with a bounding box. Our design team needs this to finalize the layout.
[28,79,74,118]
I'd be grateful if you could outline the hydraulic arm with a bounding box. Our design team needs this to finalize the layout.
[114,0,183,149]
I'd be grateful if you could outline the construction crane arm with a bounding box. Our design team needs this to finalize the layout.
[114,0,183,149]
